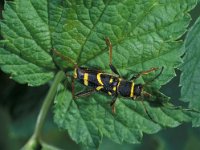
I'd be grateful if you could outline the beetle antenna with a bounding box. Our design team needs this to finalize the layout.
[145,66,164,85]
[52,48,77,66]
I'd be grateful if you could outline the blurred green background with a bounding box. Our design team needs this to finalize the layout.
[1,1,200,150]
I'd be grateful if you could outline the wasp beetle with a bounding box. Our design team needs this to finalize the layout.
[52,38,163,117]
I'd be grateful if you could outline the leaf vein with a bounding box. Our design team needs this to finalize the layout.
[76,0,112,63]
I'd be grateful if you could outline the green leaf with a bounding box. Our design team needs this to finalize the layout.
[54,84,199,149]
[0,0,56,86]
[1,0,199,149]
[180,15,200,127]
[52,0,195,78]
[51,0,199,149]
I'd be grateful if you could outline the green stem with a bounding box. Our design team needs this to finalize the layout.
[34,70,65,138]
[22,71,65,149]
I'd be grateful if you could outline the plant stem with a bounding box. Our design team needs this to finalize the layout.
[33,70,65,139]
[22,71,65,149]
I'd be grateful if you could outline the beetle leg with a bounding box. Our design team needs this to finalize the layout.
[75,88,96,99]
[140,100,158,124]
[105,37,121,76]
[110,95,118,113]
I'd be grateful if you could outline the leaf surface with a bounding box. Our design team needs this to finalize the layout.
[1,0,199,149]
[180,15,200,127]
[0,0,56,86]
[52,0,199,148]
[54,84,199,149]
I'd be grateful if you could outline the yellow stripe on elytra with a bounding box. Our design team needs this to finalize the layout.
[130,82,135,97]
[97,73,104,85]
[83,73,89,86]
[96,86,103,91]
[117,78,122,88]
[113,86,116,91]
[109,78,113,83]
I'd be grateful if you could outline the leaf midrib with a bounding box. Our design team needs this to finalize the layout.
[76,0,112,64]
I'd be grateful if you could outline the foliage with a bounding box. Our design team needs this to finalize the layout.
[181,15,200,127]
[0,0,200,149]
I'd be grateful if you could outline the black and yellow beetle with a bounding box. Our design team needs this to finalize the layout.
[52,38,163,113]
